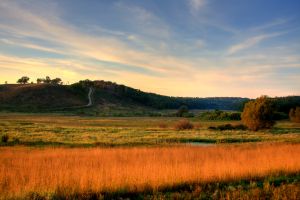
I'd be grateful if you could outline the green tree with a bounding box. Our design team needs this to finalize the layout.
[289,107,300,123]
[51,78,62,85]
[17,76,30,84]
[36,78,43,84]
[241,96,275,131]
[176,105,189,117]
[44,76,51,84]
[79,79,94,88]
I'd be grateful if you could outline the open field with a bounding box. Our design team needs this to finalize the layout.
[1,114,300,199]
[0,143,300,199]
[0,114,300,146]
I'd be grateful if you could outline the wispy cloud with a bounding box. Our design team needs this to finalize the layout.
[189,0,206,13]
[251,18,291,31]
[0,1,185,76]
[114,2,170,39]
[0,38,65,55]
[227,33,283,55]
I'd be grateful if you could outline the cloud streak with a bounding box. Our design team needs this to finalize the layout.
[189,0,206,13]
[227,33,283,55]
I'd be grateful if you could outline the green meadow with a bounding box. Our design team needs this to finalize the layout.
[1,114,299,147]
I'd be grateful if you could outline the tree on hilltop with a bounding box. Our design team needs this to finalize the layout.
[17,76,30,84]
[79,79,94,88]
[51,78,62,85]
[44,76,51,84]
[37,78,43,84]
[36,76,62,84]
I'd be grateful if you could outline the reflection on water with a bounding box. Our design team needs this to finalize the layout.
[186,142,216,146]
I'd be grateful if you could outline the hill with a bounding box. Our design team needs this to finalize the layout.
[0,84,87,112]
[84,80,248,110]
[0,80,298,114]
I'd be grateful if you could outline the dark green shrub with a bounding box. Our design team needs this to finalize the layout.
[208,126,217,130]
[234,124,248,130]
[13,137,20,144]
[208,124,247,131]
[176,105,189,117]
[273,112,288,120]
[229,112,241,120]
[182,112,195,118]
[199,110,241,120]
[1,134,9,143]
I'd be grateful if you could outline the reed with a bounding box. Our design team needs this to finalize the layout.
[0,143,300,198]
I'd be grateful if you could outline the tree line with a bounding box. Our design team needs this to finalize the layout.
[17,76,63,85]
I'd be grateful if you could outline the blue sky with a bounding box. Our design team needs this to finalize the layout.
[0,0,299,97]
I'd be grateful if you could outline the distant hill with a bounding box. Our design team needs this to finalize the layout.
[0,80,298,114]
[84,80,249,110]
[0,84,87,112]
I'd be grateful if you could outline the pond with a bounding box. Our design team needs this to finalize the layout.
[185,142,216,146]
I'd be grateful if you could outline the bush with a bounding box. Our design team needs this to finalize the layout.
[199,110,241,120]
[234,124,248,130]
[176,105,189,117]
[273,112,288,120]
[289,107,300,123]
[241,96,275,131]
[175,119,194,130]
[182,112,195,118]
[1,134,9,143]
[13,137,20,144]
[229,112,242,120]
[208,124,247,131]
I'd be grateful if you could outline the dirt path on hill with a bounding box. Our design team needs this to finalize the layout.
[48,87,94,111]
[86,87,93,107]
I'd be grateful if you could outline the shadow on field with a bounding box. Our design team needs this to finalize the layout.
[22,173,300,200]
[270,127,300,134]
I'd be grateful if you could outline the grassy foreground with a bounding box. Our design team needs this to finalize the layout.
[1,114,299,199]
[4,175,300,199]
[0,114,300,146]
[1,143,300,199]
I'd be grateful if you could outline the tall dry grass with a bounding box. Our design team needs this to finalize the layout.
[0,143,300,198]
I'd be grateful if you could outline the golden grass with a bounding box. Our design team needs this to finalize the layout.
[0,143,300,198]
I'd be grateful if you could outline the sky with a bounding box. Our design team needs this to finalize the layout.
[0,0,300,98]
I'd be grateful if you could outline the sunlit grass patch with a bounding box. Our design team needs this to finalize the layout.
[0,143,300,199]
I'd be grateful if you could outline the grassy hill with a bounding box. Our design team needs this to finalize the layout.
[0,84,87,112]
[0,80,298,115]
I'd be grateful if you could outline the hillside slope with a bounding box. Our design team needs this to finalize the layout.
[2,80,297,113]
[0,84,87,112]
[74,80,249,110]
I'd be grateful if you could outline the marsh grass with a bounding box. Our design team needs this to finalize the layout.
[0,143,300,199]
[174,119,194,130]
[17,175,300,199]
[1,114,299,147]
